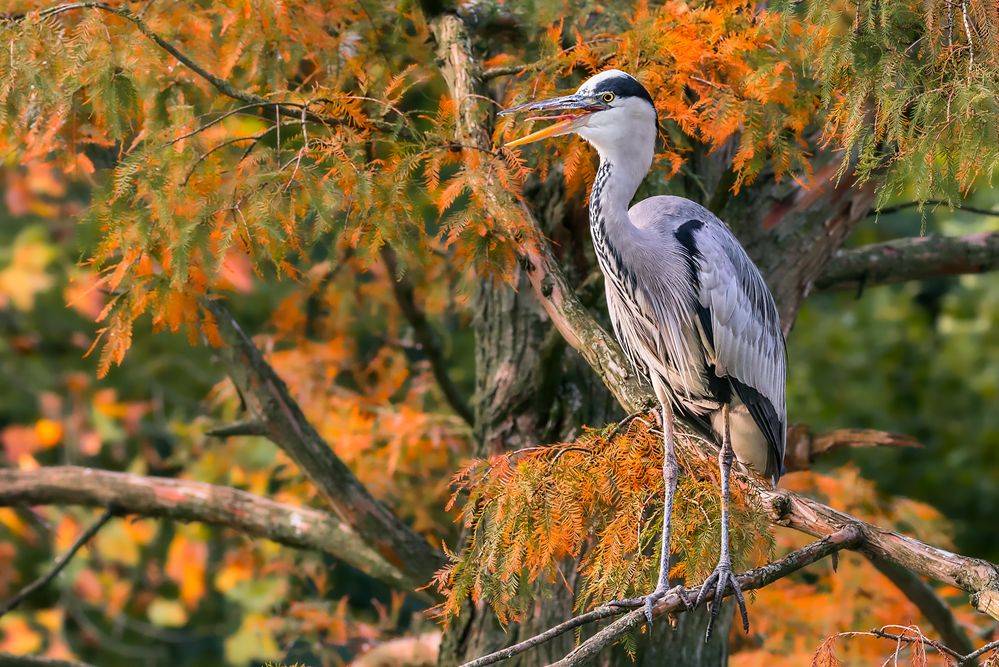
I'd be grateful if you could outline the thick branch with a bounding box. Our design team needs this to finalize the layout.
[0,466,417,596]
[816,232,999,290]
[202,300,445,592]
[763,483,999,617]
[430,13,651,415]
[380,246,474,426]
[0,506,113,617]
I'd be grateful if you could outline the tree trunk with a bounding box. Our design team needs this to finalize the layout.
[438,172,734,666]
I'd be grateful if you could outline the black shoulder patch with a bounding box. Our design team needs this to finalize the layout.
[674,219,712,341]
[592,75,655,107]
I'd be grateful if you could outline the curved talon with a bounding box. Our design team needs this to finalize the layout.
[695,561,749,640]
[606,584,691,628]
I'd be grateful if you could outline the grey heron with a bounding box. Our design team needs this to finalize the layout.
[499,70,787,637]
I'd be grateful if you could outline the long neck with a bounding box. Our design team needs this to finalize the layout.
[589,155,651,284]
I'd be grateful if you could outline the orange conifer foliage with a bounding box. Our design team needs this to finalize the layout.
[433,418,775,623]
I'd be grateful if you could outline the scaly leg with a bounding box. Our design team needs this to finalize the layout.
[609,402,691,626]
[694,403,749,638]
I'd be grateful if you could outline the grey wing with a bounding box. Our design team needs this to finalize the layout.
[688,222,787,481]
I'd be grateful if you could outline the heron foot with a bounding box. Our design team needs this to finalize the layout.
[608,584,692,627]
[694,558,749,640]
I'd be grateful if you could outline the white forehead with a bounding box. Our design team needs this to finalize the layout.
[576,69,635,95]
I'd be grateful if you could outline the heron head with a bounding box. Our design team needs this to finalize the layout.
[499,70,657,156]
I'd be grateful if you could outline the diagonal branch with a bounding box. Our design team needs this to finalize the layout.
[0,506,114,618]
[816,231,999,291]
[0,466,423,597]
[202,299,445,592]
[380,246,474,426]
[466,527,861,667]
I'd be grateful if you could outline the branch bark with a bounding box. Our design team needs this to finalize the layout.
[202,300,445,593]
[816,231,999,291]
[762,483,999,617]
[0,466,427,598]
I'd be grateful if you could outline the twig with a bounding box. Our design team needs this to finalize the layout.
[838,625,966,663]
[204,419,265,437]
[869,558,977,658]
[380,246,474,426]
[458,606,623,667]
[0,654,95,667]
[0,507,115,617]
[869,201,999,217]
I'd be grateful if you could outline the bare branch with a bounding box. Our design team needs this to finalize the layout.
[202,299,445,593]
[762,482,999,620]
[463,528,861,667]
[0,466,424,597]
[868,558,977,658]
[871,201,999,218]
[784,426,919,473]
[817,231,999,291]
[548,528,863,667]
[430,13,652,416]
[381,246,474,426]
[204,419,265,437]
[0,654,95,667]
[0,506,114,618]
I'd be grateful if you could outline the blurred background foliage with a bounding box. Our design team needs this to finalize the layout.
[2,150,997,666]
[0,0,996,663]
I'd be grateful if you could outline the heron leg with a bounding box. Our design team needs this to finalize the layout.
[608,402,691,626]
[694,403,750,639]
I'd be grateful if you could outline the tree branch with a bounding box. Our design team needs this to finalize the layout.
[544,528,863,667]
[380,246,474,426]
[0,506,114,618]
[202,299,445,593]
[816,231,999,290]
[429,13,652,415]
[867,558,977,658]
[33,3,353,130]
[784,426,919,473]
[871,200,999,218]
[204,419,265,437]
[0,654,95,667]
[762,482,999,619]
[0,466,426,597]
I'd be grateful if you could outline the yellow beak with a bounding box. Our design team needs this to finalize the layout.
[504,118,579,148]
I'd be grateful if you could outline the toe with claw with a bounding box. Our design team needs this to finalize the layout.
[694,558,749,639]
[609,584,692,628]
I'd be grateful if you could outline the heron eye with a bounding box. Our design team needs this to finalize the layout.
[601,92,615,103]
